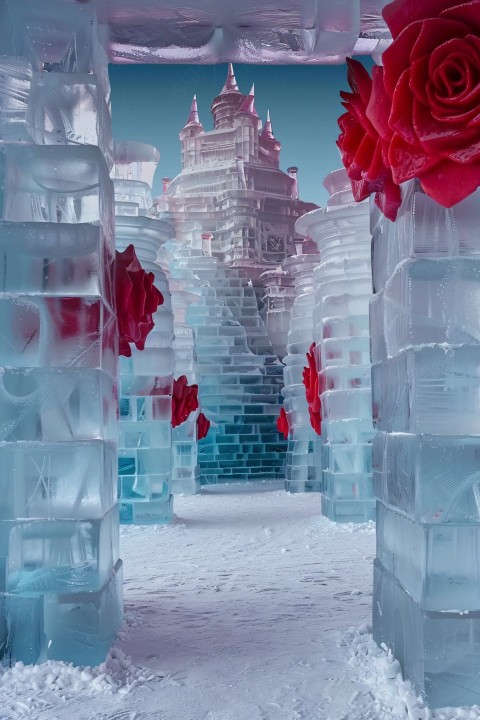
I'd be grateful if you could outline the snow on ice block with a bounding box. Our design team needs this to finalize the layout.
[377,501,480,611]
[321,494,375,523]
[0,369,117,443]
[0,440,116,520]
[0,221,112,300]
[373,433,480,524]
[0,506,119,595]
[372,346,480,434]
[0,559,123,667]
[373,558,480,708]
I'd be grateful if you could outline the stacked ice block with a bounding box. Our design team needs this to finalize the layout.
[112,142,175,524]
[157,243,201,495]
[372,180,480,707]
[260,266,295,360]
[281,240,322,493]
[0,0,122,665]
[303,169,375,521]
[158,240,286,484]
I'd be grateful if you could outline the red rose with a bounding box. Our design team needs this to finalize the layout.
[376,0,480,206]
[172,375,199,428]
[277,407,289,440]
[197,412,211,440]
[115,244,163,357]
[337,58,402,221]
[302,342,322,436]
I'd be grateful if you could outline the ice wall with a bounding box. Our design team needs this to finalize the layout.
[282,240,322,493]
[0,0,121,665]
[372,181,480,707]
[158,241,286,484]
[303,170,375,522]
[112,141,175,524]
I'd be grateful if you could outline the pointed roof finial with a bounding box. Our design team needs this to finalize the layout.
[184,94,203,127]
[237,84,258,117]
[261,108,275,140]
[221,63,239,94]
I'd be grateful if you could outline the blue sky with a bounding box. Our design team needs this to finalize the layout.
[109,60,374,207]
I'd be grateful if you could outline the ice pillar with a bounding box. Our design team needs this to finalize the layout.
[371,181,480,706]
[305,170,375,521]
[282,238,322,493]
[0,0,121,665]
[112,141,175,524]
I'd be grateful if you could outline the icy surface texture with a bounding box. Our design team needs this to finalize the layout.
[281,241,322,493]
[105,1,391,64]
[154,65,317,359]
[0,0,121,666]
[158,240,286,484]
[298,169,374,521]
[372,180,480,707]
[113,141,175,522]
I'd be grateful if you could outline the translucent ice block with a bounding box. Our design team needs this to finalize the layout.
[373,558,480,708]
[372,346,480,435]
[377,501,480,611]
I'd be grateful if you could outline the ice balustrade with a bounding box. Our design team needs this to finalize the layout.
[371,181,480,707]
[281,239,322,493]
[302,169,375,522]
[112,141,175,523]
[0,0,121,665]
[158,240,286,484]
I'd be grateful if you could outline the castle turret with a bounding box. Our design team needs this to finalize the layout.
[180,95,204,169]
[211,64,245,130]
[259,109,281,169]
[234,84,260,163]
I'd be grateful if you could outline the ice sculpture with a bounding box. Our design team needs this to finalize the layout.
[299,170,375,521]
[112,141,175,524]
[154,65,317,360]
[0,0,122,665]
[158,240,286,484]
[106,2,390,64]
[260,266,295,361]
[281,238,322,493]
[372,181,480,707]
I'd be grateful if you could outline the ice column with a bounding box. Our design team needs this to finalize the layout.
[157,245,200,496]
[305,170,375,521]
[260,267,295,360]
[282,239,322,493]
[112,142,175,524]
[371,181,480,707]
[0,0,121,665]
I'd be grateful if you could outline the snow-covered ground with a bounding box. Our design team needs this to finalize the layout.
[1,482,479,720]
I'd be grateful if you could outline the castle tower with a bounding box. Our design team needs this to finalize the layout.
[180,95,204,170]
[233,84,260,164]
[259,109,281,169]
[211,63,244,130]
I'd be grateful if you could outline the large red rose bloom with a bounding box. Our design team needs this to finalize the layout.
[302,343,322,437]
[337,58,402,221]
[115,244,163,357]
[376,0,480,206]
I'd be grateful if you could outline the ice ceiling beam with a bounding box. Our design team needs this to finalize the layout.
[104,0,391,64]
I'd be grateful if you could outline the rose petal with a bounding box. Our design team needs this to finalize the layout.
[389,132,441,183]
[442,0,480,34]
[412,17,470,63]
[382,22,424,97]
[389,68,418,144]
[419,158,480,205]
[374,176,402,222]
[412,97,478,151]
[366,66,393,142]
[383,0,462,39]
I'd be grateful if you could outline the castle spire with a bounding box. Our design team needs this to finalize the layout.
[237,84,258,117]
[221,63,239,94]
[261,109,275,140]
[184,94,203,128]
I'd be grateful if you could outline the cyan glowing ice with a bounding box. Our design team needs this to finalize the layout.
[0,0,121,666]
[299,169,375,522]
[372,181,480,707]
[113,141,175,524]
[158,240,286,484]
[281,240,322,493]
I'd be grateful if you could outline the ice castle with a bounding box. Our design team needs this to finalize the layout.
[154,65,317,358]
